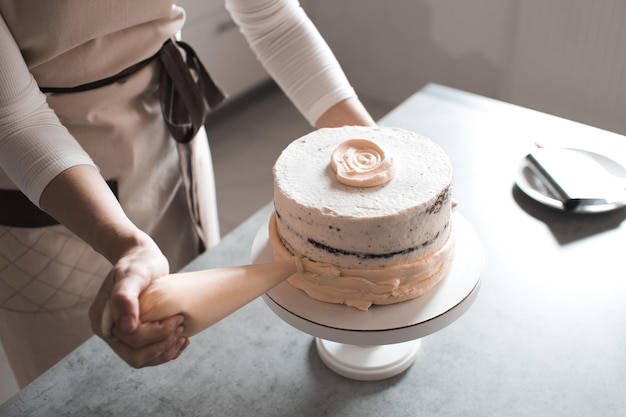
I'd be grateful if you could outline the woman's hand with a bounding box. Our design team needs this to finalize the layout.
[39,165,190,367]
[315,97,377,128]
[88,242,190,367]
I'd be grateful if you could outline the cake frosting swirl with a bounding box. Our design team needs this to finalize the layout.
[330,138,396,187]
[271,125,454,310]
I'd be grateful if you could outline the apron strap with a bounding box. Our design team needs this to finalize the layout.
[0,181,119,228]
[158,39,227,143]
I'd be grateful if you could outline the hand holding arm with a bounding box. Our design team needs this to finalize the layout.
[40,165,189,367]
[2,16,188,367]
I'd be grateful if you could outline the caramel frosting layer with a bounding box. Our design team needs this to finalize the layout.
[269,212,454,311]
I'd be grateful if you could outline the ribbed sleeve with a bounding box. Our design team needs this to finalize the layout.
[0,14,95,206]
[225,0,357,126]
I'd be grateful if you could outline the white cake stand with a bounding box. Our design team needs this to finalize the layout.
[251,212,484,381]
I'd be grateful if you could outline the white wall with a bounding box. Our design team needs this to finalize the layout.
[504,1,626,136]
[304,0,626,135]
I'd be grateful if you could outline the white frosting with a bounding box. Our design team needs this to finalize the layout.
[273,126,453,269]
[271,126,454,309]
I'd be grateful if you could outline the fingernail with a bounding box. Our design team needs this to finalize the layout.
[175,325,184,336]
[173,337,189,360]
[172,337,186,355]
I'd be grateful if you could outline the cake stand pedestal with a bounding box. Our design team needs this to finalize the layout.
[314,338,422,381]
[251,213,484,381]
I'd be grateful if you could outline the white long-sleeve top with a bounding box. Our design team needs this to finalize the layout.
[0,0,356,206]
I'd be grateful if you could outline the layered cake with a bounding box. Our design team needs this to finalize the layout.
[270,125,454,310]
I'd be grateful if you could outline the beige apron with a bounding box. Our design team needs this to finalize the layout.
[0,61,220,387]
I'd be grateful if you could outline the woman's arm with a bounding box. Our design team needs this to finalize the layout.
[40,165,190,366]
[226,0,375,128]
[315,97,376,128]
[0,15,94,202]
[0,15,187,367]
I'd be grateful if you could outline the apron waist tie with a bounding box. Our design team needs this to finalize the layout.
[0,180,118,228]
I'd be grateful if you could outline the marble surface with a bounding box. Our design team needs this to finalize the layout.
[2,84,625,416]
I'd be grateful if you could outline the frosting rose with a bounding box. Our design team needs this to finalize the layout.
[330,138,396,187]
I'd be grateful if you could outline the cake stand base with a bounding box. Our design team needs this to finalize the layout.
[315,338,421,381]
[253,211,484,382]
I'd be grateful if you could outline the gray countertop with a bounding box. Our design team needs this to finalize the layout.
[2,84,625,416]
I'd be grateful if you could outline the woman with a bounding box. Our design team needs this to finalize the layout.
[0,0,375,387]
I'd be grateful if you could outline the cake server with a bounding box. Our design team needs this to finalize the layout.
[525,147,626,210]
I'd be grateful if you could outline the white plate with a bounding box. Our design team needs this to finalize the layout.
[516,148,626,213]
[252,212,485,346]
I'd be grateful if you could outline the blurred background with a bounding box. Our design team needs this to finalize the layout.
[181,0,626,136]
[304,0,626,136]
